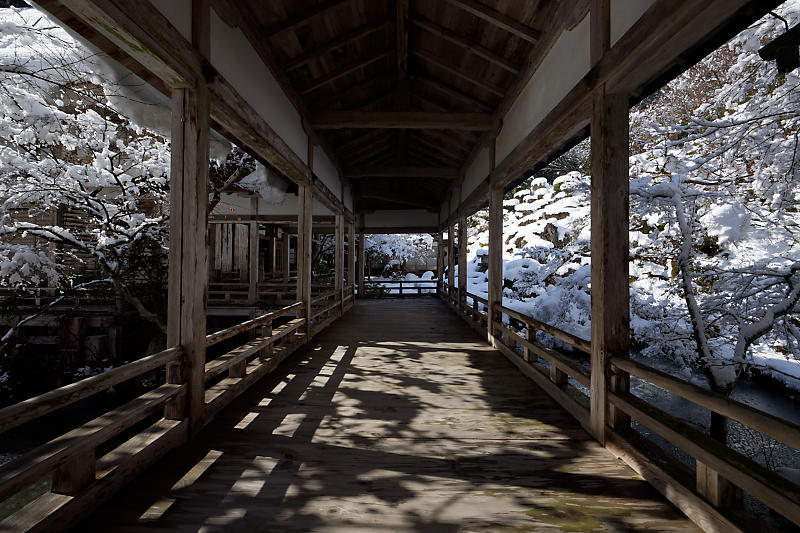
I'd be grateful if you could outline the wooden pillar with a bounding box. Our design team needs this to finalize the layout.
[335,214,344,312]
[347,221,355,301]
[282,230,290,281]
[447,223,455,301]
[589,0,630,445]
[436,231,444,295]
[457,215,467,311]
[269,236,276,277]
[487,185,503,343]
[297,185,313,334]
[248,221,259,304]
[357,232,366,298]
[166,87,209,432]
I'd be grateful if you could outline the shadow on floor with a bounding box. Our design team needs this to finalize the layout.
[78,299,696,532]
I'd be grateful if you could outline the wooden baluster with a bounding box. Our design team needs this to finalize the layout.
[52,450,95,496]
[696,462,743,510]
[260,321,273,362]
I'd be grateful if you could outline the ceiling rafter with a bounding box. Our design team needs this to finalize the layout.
[337,130,391,153]
[311,111,493,130]
[412,17,520,74]
[344,166,459,179]
[441,0,542,44]
[267,0,353,37]
[412,48,506,98]
[301,47,393,95]
[284,18,392,72]
[413,75,493,111]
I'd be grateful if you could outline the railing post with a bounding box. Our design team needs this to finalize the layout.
[523,327,534,362]
[589,0,631,444]
[52,450,95,496]
[260,320,273,362]
[335,214,344,315]
[357,231,365,299]
[696,461,742,510]
[347,221,355,306]
[297,182,313,337]
[487,184,503,344]
[458,214,467,313]
[248,217,259,305]
[166,4,209,433]
[447,223,455,303]
[282,230,291,282]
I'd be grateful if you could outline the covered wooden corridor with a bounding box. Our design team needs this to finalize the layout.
[1,1,798,532]
[79,299,695,532]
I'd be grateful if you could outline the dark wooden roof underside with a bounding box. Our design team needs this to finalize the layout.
[212,0,561,212]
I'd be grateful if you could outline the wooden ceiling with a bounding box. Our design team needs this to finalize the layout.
[212,0,563,212]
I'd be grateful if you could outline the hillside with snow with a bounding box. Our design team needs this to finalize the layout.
[462,4,800,393]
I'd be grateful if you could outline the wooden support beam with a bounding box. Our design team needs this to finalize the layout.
[347,222,356,290]
[282,231,291,282]
[344,167,460,179]
[589,86,630,443]
[413,17,520,74]
[297,185,313,333]
[441,0,541,43]
[447,223,455,300]
[487,184,503,343]
[436,232,444,286]
[411,48,506,98]
[55,0,203,86]
[335,215,344,311]
[167,84,209,433]
[357,232,366,298]
[285,18,391,71]
[300,48,393,95]
[458,215,467,310]
[248,220,259,304]
[311,111,493,130]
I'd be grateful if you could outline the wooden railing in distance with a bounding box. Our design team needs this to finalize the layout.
[203,301,304,420]
[442,290,800,530]
[0,346,186,532]
[360,279,439,297]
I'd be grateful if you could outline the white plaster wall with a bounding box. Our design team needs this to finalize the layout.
[496,15,590,164]
[611,0,655,46]
[315,148,341,200]
[363,210,439,230]
[214,193,331,216]
[150,0,191,42]
[462,146,490,203]
[343,186,354,212]
[210,8,307,164]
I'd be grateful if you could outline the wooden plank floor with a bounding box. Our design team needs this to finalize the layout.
[79,299,697,532]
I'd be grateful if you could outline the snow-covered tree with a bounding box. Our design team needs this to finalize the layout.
[0,7,174,336]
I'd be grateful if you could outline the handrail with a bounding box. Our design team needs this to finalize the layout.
[464,291,488,305]
[498,303,590,354]
[495,322,590,387]
[362,280,439,286]
[0,346,182,433]
[611,357,800,455]
[609,390,800,524]
[206,301,302,347]
[312,290,337,305]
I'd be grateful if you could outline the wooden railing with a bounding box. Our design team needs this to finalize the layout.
[442,290,800,531]
[0,346,186,532]
[359,279,439,297]
[0,294,354,531]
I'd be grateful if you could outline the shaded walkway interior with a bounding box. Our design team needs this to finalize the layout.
[80,299,696,532]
